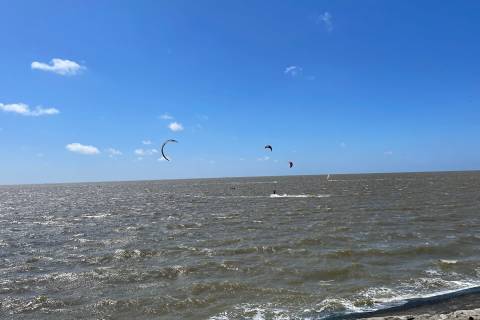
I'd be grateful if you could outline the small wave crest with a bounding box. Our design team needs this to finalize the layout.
[187,194,330,199]
[270,194,330,198]
[231,181,278,185]
[439,259,458,265]
[208,277,480,320]
[319,277,480,318]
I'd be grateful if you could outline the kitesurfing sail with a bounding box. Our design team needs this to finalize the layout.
[161,139,178,161]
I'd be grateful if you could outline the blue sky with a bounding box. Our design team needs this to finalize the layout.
[1,0,480,184]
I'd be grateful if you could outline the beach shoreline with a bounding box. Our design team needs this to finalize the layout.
[356,289,480,319]
[364,309,480,320]
[362,308,480,320]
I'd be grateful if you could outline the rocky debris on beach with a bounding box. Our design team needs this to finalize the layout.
[362,308,480,320]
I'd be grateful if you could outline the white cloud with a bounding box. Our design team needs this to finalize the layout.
[257,156,270,161]
[142,140,152,145]
[106,148,122,157]
[284,65,302,77]
[318,12,333,32]
[31,107,59,116]
[66,143,100,155]
[159,113,173,120]
[157,157,167,162]
[384,151,393,156]
[31,58,85,76]
[168,121,184,132]
[134,148,158,156]
[0,103,59,117]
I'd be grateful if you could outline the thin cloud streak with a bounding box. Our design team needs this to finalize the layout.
[0,103,59,117]
[159,113,174,120]
[134,148,158,156]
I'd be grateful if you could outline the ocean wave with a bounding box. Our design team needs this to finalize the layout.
[270,194,331,198]
[166,222,203,230]
[81,213,111,219]
[75,248,164,265]
[190,181,278,186]
[301,263,366,281]
[192,281,305,298]
[323,242,464,259]
[1,264,198,295]
[315,297,371,314]
[113,248,161,260]
[321,277,480,318]
[185,194,330,199]
[93,295,215,315]
[1,295,68,314]
[439,259,458,265]
[217,245,287,256]
[207,277,480,320]
[230,181,278,185]
[99,265,193,282]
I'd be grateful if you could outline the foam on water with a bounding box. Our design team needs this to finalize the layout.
[207,273,480,319]
[82,213,111,219]
[270,194,331,198]
[440,259,458,264]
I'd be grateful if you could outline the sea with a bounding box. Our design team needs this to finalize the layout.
[1,172,479,319]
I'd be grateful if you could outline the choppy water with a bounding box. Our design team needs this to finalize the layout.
[1,172,480,319]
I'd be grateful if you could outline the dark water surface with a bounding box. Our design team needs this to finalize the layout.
[1,172,479,319]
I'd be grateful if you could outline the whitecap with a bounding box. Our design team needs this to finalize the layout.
[82,213,111,219]
[270,194,330,198]
[440,259,458,264]
[359,277,480,311]
[315,297,371,314]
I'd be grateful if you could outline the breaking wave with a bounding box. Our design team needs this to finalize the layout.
[270,194,331,198]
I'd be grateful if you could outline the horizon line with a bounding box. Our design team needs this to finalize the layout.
[1,169,479,187]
